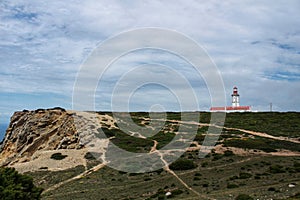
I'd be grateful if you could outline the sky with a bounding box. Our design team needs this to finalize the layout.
[0,0,300,124]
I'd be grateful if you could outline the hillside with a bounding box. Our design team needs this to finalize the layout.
[0,109,299,199]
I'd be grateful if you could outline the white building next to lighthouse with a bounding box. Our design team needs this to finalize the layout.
[210,86,251,112]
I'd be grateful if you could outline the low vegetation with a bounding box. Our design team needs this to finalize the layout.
[0,167,43,200]
[50,153,68,160]
[169,158,197,170]
[235,194,254,200]
[223,136,300,152]
[210,112,300,138]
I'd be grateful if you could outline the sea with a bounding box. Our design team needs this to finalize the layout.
[0,124,8,142]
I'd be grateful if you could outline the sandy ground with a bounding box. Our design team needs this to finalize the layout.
[213,144,300,156]
[10,149,88,173]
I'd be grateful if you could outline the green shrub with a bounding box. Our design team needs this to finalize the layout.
[289,193,300,199]
[194,134,206,143]
[109,128,153,153]
[227,183,239,189]
[239,172,252,179]
[201,162,208,167]
[169,158,197,170]
[254,175,261,179]
[150,131,175,149]
[0,167,43,200]
[269,165,286,173]
[39,167,48,170]
[294,162,300,168]
[224,150,234,156]
[268,187,276,191]
[235,194,254,200]
[190,143,197,147]
[171,189,184,196]
[261,161,271,166]
[294,162,300,172]
[101,127,117,138]
[50,153,68,160]
[154,168,164,175]
[157,195,164,200]
[202,183,209,187]
[144,177,151,181]
[212,153,223,161]
[194,172,202,176]
[129,173,139,176]
[84,152,96,160]
[229,175,239,180]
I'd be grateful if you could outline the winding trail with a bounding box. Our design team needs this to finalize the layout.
[150,140,158,153]
[152,147,204,198]
[163,119,300,144]
[223,127,300,144]
[43,162,107,194]
[150,139,210,199]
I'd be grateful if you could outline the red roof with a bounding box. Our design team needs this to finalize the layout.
[210,106,251,111]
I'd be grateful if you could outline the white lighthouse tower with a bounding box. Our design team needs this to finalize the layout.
[231,86,240,107]
[210,86,250,112]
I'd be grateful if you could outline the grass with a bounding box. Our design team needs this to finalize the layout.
[190,112,300,138]
[169,158,197,170]
[34,154,300,199]
[223,136,300,152]
[150,131,175,149]
[101,127,177,152]
[41,166,190,200]
[223,112,300,138]
[26,165,86,189]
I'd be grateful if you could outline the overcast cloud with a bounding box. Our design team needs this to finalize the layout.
[0,0,300,123]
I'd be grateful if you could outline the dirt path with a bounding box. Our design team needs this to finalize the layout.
[163,119,300,144]
[150,140,158,153]
[177,157,253,177]
[43,162,107,194]
[223,126,300,143]
[149,141,212,199]
[164,167,207,198]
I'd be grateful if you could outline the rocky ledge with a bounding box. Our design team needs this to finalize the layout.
[0,107,82,166]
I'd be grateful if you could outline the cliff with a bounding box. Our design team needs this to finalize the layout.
[0,108,116,172]
[0,108,83,169]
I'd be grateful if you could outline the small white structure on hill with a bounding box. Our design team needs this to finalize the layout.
[231,86,240,107]
[210,86,251,112]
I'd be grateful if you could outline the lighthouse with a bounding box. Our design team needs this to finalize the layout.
[231,86,240,107]
[210,86,251,112]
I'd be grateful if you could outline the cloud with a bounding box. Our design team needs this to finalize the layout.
[0,0,300,121]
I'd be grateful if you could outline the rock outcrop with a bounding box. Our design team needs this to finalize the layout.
[0,108,81,166]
